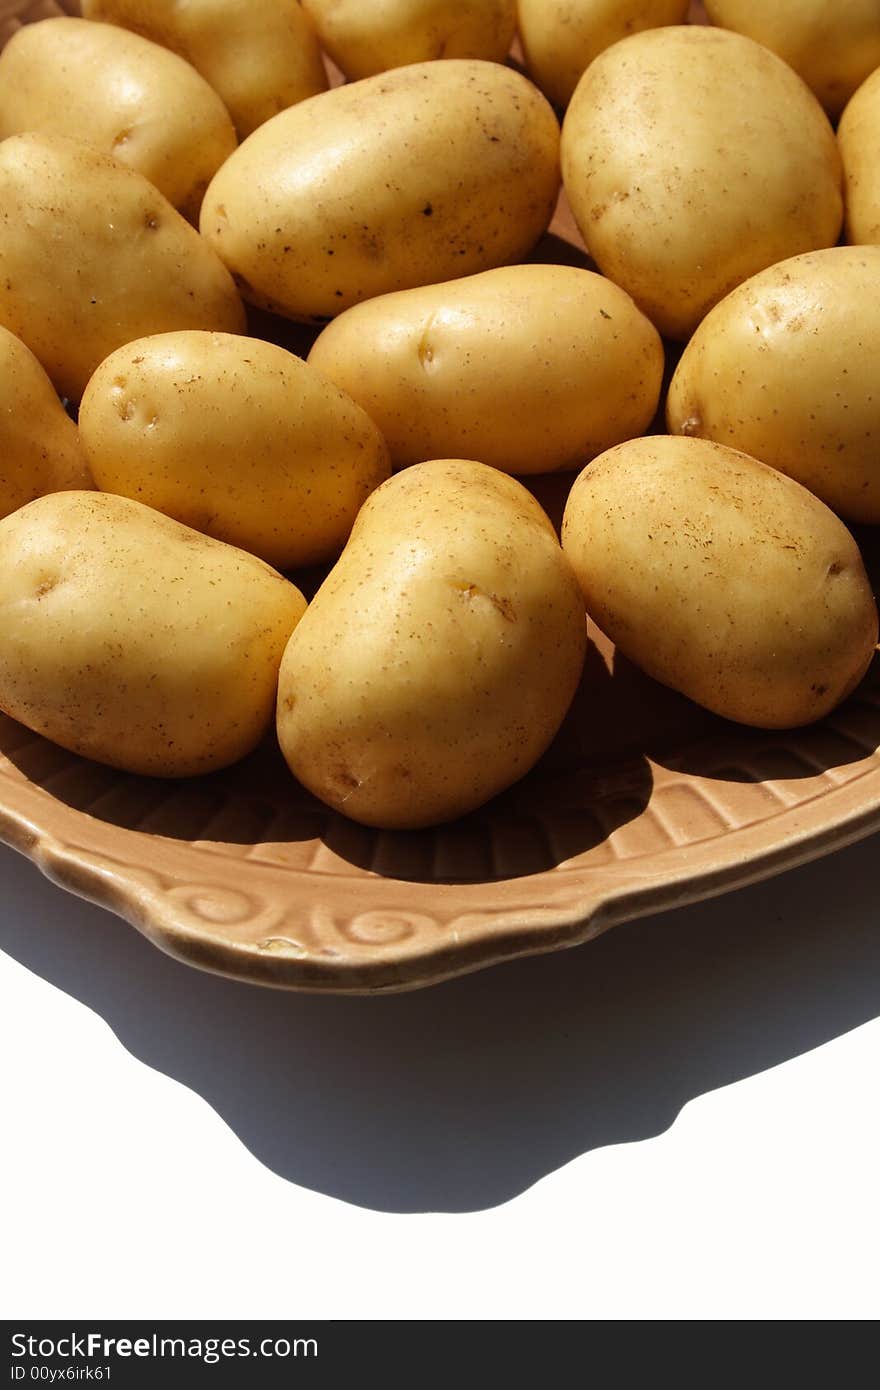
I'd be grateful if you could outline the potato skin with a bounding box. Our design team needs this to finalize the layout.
[0,491,306,777]
[276,459,587,828]
[0,18,236,222]
[308,265,663,474]
[82,0,328,138]
[0,327,91,521]
[200,61,560,323]
[519,0,689,110]
[839,68,880,246]
[667,248,880,525]
[705,0,880,119]
[301,0,516,81]
[561,436,878,729]
[561,26,842,340]
[79,331,391,570]
[0,133,244,401]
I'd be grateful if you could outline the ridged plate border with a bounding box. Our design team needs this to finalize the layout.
[2,650,880,994]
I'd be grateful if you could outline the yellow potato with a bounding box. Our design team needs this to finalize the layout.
[82,0,328,138]
[519,0,689,109]
[704,0,880,118]
[667,248,880,525]
[561,26,842,340]
[276,459,587,828]
[561,436,878,729]
[0,133,244,401]
[0,326,92,520]
[79,331,391,570]
[0,18,236,222]
[839,68,880,246]
[308,265,663,474]
[0,491,306,777]
[301,0,516,81]
[200,61,560,323]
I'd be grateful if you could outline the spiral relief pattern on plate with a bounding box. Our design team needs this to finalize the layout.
[346,911,436,946]
[310,904,437,947]
[163,884,263,927]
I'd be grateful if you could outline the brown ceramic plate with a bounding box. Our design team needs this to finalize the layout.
[2,0,879,993]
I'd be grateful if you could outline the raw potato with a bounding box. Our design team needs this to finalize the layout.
[561,436,878,729]
[308,264,664,474]
[0,133,244,401]
[0,491,306,777]
[200,60,561,323]
[82,0,328,138]
[704,0,880,119]
[0,327,92,521]
[839,68,880,245]
[0,17,236,222]
[276,459,587,828]
[561,26,843,340]
[518,0,689,110]
[79,331,391,570]
[667,248,880,525]
[300,0,517,81]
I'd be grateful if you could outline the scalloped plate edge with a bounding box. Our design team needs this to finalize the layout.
[2,778,879,994]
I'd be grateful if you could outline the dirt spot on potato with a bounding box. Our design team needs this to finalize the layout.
[455,583,516,622]
[333,768,361,792]
[417,315,437,370]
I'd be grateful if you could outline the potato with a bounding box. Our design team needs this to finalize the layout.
[0,491,306,777]
[79,331,391,570]
[667,248,880,525]
[0,327,92,521]
[518,0,689,110]
[561,26,842,341]
[200,61,560,323]
[0,18,236,222]
[81,0,328,138]
[276,459,587,828]
[300,0,516,81]
[308,265,663,474]
[704,0,880,119]
[0,133,244,401]
[839,68,880,246]
[561,436,878,729]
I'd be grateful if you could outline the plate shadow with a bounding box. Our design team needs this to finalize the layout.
[2,832,879,1214]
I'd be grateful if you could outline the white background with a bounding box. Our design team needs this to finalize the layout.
[1,832,878,1321]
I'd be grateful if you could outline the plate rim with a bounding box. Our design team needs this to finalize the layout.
[2,748,878,994]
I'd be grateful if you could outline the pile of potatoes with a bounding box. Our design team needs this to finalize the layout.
[0,0,879,832]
